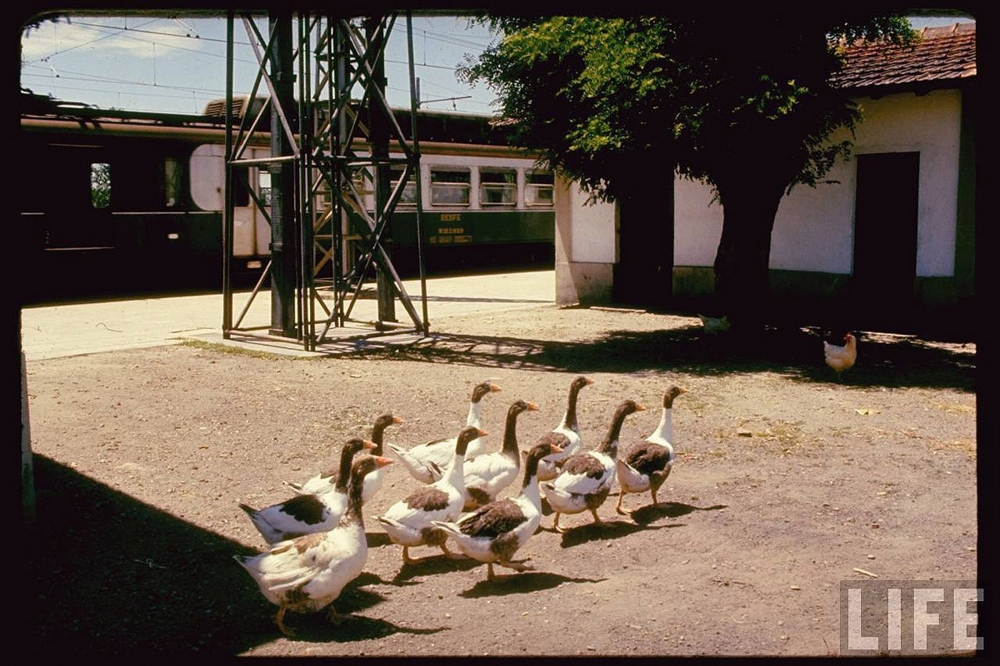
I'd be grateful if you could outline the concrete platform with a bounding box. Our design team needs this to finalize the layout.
[19,270,556,361]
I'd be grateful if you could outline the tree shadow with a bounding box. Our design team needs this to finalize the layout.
[458,571,607,598]
[350,319,975,392]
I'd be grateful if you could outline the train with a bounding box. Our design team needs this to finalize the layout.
[18,92,555,305]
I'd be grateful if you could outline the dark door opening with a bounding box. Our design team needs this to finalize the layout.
[851,152,920,327]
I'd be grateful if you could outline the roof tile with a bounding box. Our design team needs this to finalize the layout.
[830,22,976,91]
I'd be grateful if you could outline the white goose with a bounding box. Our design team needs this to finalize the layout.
[541,399,645,533]
[433,441,564,581]
[377,426,487,564]
[239,437,375,545]
[616,386,687,514]
[389,381,501,484]
[525,375,593,482]
[234,454,393,637]
[462,399,538,511]
[288,413,403,504]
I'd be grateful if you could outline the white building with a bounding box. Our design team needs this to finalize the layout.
[555,22,976,334]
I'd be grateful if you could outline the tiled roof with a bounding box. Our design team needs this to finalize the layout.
[830,22,976,91]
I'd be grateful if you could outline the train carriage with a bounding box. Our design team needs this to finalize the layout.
[18,93,555,304]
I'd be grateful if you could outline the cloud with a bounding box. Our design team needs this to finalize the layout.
[21,17,199,63]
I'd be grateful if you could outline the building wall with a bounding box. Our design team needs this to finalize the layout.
[554,174,616,306]
[677,88,963,277]
[557,87,970,314]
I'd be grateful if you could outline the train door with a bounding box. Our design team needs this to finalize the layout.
[37,144,116,251]
[22,142,118,300]
[190,144,270,268]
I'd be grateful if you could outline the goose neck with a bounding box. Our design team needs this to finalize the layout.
[502,412,522,456]
[520,475,542,512]
[563,388,582,432]
[342,479,366,525]
[649,407,673,444]
[466,401,485,428]
[335,450,355,492]
[600,411,632,455]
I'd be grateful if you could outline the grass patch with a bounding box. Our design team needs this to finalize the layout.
[178,339,293,361]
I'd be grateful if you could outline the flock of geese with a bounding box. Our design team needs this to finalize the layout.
[234,377,687,637]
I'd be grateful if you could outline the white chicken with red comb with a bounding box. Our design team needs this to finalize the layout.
[824,331,858,380]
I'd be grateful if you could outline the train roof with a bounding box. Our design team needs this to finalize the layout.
[20,90,517,150]
[20,89,226,128]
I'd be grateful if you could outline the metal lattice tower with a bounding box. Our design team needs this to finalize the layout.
[221,11,428,351]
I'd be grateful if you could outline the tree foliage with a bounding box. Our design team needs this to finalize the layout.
[460,12,916,329]
[460,13,915,205]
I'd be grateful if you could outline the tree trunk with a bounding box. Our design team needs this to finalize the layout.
[712,176,786,336]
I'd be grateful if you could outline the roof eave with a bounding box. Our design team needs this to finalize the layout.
[842,77,975,99]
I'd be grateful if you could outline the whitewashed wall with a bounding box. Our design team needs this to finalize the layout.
[564,189,616,264]
[554,177,616,305]
[674,88,963,277]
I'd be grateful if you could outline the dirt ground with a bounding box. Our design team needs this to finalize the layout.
[23,303,978,657]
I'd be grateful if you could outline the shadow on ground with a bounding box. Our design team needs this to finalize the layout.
[23,455,423,656]
[353,323,975,392]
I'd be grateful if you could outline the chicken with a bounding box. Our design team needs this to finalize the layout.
[697,314,731,336]
[824,331,858,380]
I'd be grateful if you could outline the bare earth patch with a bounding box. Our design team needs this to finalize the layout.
[24,304,977,657]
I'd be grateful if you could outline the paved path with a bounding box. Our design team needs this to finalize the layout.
[19,270,555,361]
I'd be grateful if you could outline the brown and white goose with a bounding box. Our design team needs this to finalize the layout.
[616,386,687,514]
[525,375,593,482]
[377,425,487,564]
[389,381,501,484]
[434,441,563,581]
[541,399,645,532]
[288,413,403,504]
[234,454,393,637]
[462,399,538,511]
[239,437,375,545]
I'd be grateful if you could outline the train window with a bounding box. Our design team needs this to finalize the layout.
[258,170,272,208]
[430,167,470,207]
[113,155,185,211]
[479,168,517,207]
[351,167,374,193]
[351,167,375,212]
[164,158,181,208]
[231,167,252,208]
[525,170,554,207]
[91,162,111,209]
[390,165,417,208]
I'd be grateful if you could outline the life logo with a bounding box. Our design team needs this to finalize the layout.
[840,580,983,655]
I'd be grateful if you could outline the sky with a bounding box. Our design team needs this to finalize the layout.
[19,13,499,116]
[19,12,975,118]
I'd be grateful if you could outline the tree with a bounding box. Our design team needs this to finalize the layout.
[459,12,915,333]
